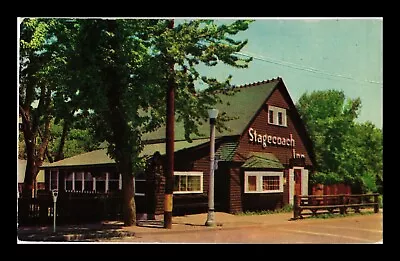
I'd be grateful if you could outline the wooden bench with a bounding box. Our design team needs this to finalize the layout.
[293,194,380,219]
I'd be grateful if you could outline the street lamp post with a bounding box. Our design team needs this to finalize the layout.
[205,108,218,227]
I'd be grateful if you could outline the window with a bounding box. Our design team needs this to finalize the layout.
[49,170,59,190]
[173,171,203,194]
[134,173,146,196]
[65,172,74,191]
[268,110,274,124]
[96,173,106,193]
[263,176,280,191]
[75,172,83,191]
[268,105,287,127]
[278,112,283,125]
[244,171,283,193]
[108,172,120,192]
[248,176,257,192]
[64,172,95,192]
[84,172,94,191]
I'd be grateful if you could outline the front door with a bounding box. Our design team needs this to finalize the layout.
[294,169,302,195]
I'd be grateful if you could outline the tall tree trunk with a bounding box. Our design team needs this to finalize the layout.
[23,133,36,198]
[121,159,136,226]
[55,119,69,161]
[21,107,37,198]
[103,19,137,227]
[20,99,52,198]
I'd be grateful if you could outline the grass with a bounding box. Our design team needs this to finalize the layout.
[237,204,293,216]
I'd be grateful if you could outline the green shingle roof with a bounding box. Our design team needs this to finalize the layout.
[241,152,284,169]
[41,139,209,168]
[142,78,281,142]
[215,141,239,161]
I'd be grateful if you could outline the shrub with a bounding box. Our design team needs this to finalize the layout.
[360,171,378,194]
[309,171,344,185]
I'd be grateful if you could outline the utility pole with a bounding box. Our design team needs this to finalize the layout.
[164,19,175,229]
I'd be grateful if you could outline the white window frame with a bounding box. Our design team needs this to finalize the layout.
[244,171,284,193]
[173,171,203,194]
[268,105,287,127]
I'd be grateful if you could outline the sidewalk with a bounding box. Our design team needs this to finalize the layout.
[18,209,380,242]
[17,212,295,242]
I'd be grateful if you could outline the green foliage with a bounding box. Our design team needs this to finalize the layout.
[67,19,254,170]
[378,195,383,208]
[237,204,293,215]
[20,18,254,223]
[360,171,378,194]
[296,90,383,194]
[309,171,344,185]
[48,119,100,159]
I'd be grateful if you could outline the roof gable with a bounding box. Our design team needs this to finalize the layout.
[142,77,281,142]
[275,79,316,166]
[242,152,284,169]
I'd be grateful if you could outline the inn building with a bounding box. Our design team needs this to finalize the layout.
[40,77,315,216]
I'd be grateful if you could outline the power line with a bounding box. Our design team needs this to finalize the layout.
[235,51,383,86]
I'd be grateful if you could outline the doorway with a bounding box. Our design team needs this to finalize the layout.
[294,168,302,195]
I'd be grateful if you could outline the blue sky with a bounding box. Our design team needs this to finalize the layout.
[191,18,383,129]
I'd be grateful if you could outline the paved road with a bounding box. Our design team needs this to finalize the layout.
[107,213,383,244]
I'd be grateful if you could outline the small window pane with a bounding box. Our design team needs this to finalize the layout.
[174,176,180,191]
[187,176,201,191]
[65,173,73,191]
[65,181,73,191]
[96,181,105,193]
[84,173,93,191]
[109,181,119,191]
[75,181,82,191]
[135,180,146,194]
[248,176,257,191]
[50,171,58,190]
[109,172,119,180]
[179,176,187,191]
[263,176,280,191]
[278,112,283,125]
[269,110,274,124]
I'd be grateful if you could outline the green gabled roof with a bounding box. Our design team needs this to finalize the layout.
[215,141,239,161]
[241,152,284,169]
[41,138,209,168]
[142,78,281,142]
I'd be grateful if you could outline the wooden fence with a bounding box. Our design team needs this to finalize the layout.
[311,183,351,196]
[293,193,380,219]
[17,191,125,226]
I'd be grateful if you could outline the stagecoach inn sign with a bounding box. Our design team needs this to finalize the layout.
[248,127,305,158]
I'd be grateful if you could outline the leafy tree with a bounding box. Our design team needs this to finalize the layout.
[48,118,100,159]
[19,18,63,197]
[342,122,383,193]
[297,90,361,173]
[297,90,383,194]
[19,18,96,197]
[69,19,253,226]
